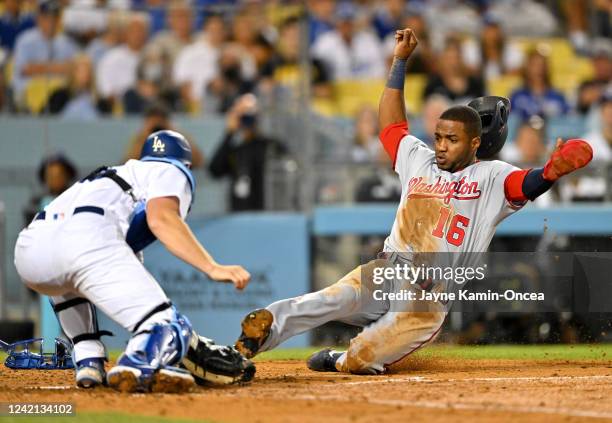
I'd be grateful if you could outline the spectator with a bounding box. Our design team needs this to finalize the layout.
[501,117,547,167]
[593,0,611,40]
[514,122,547,167]
[251,34,277,96]
[145,0,193,64]
[420,94,451,145]
[510,49,570,120]
[61,1,108,49]
[173,13,225,111]
[124,102,204,167]
[11,0,78,106]
[86,10,128,67]
[353,104,401,206]
[312,2,385,80]
[462,16,524,79]
[504,117,555,206]
[306,0,336,45]
[577,41,612,115]
[423,36,485,104]
[383,12,435,75]
[206,44,254,114]
[273,16,332,99]
[488,0,557,38]
[230,9,258,78]
[209,94,286,211]
[123,50,177,114]
[136,0,166,36]
[422,0,481,52]
[351,105,379,163]
[371,0,404,40]
[23,153,77,225]
[240,1,276,43]
[561,0,589,54]
[101,0,130,8]
[559,93,611,202]
[47,54,99,119]
[354,152,401,203]
[583,91,612,162]
[0,0,35,52]
[96,11,149,109]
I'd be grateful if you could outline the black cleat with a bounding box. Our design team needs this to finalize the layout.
[234,309,273,359]
[307,348,342,372]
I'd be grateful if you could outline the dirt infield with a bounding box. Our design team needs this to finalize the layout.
[2,355,612,423]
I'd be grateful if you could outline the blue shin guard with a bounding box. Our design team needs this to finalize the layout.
[107,308,195,393]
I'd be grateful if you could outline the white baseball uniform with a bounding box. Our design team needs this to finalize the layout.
[14,160,192,363]
[258,122,526,374]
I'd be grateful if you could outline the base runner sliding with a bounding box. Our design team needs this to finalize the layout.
[233,28,594,375]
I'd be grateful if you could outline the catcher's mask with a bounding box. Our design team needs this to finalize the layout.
[0,337,74,370]
[468,96,511,159]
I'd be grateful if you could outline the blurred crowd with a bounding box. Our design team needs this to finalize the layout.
[2,0,612,207]
[6,0,610,346]
[0,0,609,117]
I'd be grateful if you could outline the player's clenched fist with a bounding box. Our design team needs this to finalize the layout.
[208,264,251,290]
[393,28,418,60]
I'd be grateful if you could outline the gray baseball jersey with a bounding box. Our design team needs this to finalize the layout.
[384,133,524,255]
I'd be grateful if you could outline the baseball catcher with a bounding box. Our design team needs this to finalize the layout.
[14,130,254,392]
[234,28,593,374]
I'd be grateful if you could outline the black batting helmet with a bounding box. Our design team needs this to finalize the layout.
[468,96,511,159]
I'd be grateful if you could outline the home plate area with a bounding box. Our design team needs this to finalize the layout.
[2,349,612,423]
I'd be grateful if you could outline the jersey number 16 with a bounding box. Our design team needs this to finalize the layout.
[431,207,470,247]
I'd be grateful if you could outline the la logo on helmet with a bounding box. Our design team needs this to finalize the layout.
[152,136,165,153]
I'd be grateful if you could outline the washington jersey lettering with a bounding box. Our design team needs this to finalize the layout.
[381,123,524,255]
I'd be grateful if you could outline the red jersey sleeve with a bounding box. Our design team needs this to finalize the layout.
[379,121,409,168]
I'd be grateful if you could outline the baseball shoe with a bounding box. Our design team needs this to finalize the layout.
[234,309,273,359]
[307,348,342,372]
[107,354,195,393]
[75,358,106,389]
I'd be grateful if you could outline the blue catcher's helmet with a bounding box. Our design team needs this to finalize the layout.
[140,130,192,168]
[0,337,74,370]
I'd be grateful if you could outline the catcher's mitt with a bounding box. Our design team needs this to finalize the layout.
[181,331,255,385]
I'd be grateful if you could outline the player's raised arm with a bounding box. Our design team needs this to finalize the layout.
[146,196,251,290]
[378,29,418,166]
[378,28,417,130]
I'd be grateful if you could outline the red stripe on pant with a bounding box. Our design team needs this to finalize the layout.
[384,323,444,369]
